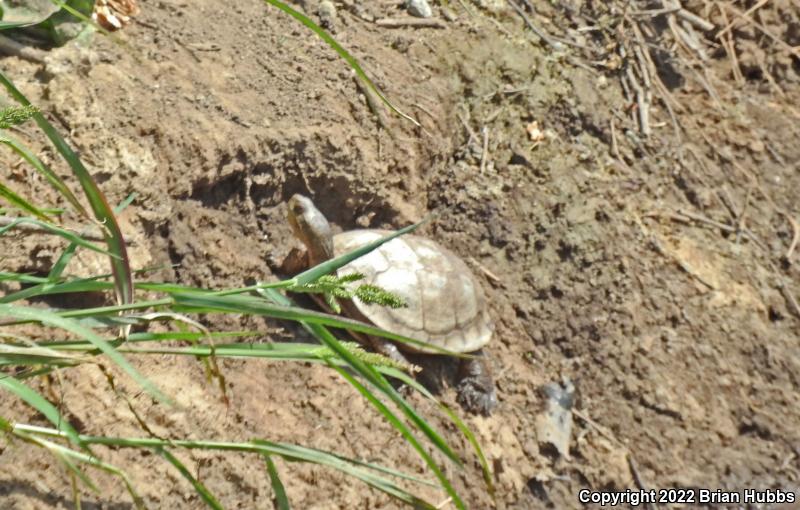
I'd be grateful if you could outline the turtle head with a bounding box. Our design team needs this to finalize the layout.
[287,194,335,266]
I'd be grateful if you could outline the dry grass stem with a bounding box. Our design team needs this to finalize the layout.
[375,18,447,29]
[716,3,745,85]
[676,6,714,32]
[784,213,799,261]
[720,2,800,59]
[507,0,564,50]
[715,0,769,39]
[734,184,753,244]
[479,126,490,173]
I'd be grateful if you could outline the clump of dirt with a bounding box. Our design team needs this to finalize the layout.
[1,0,798,508]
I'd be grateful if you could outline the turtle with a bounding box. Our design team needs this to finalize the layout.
[287,194,497,415]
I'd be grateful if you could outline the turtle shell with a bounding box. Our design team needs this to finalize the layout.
[333,230,493,354]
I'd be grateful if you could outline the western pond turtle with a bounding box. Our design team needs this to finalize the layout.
[287,194,497,415]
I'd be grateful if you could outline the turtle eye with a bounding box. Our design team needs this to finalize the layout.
[290,202,306,216]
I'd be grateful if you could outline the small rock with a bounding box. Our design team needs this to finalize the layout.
[407,0,433,18]
[318,0,337,30]
[535,379,575,459]
[355,212,375,228]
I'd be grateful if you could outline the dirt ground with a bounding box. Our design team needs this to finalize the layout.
[1,0,799,508]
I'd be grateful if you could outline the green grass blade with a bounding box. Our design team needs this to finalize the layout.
[260,0,419,127]
[384,368,494,496]
[252,440,436,508]
[0,343,83,366]
[0,266,182,304]
[312,325,465,510]
[113,192,137,213]
[0,272,164,305]
[158,448,224,510]
[0,304,170,404]
[41,331,259,351]
[293,216,433,286]
[111,342,427,378]
[44,298,172,320]
[0,376,82,446]
[46,193,136,284]
[47,241,79,282]
[0,420,98,494]
[17,425,437,508]
[0,132,87,216]
[0,182,50,220]
[0,217,114,257]
[0,19,47,29]
[171,292,461,356]
[0,271,46,284]
[110,342,327,361]
[128,330,260,343]
[261,289,465,509]
[54,447,100,495]
[44,341,388,372]
[139,281,212,293]
[263,455,290,510]
[12,427,146,509]
[0,70,133,306]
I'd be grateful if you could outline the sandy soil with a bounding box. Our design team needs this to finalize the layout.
[1,0,799,508]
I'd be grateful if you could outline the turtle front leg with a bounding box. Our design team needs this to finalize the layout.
[456,350,497,415]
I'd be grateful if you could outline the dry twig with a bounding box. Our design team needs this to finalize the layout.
[457,112,478,147]
[662,0,713,53]
[628,454,659,509]
[572,409,624,446]
[734,184,753,244]
[719,2,800,59]
[479,126,490,173]
[784,213,799,261]
[374,18,447,29]
[716,2,745,84]
[506,0,564,50]
[644,209,767,252]
[676,7,715,32]
[620,17,684,146]
[435,497,453,510]
[469,256,503,286]
[715,0,768,39]
[573,407,656,508]
[717,187,740,222]
[778,283,800,319]
[610,119,621,160]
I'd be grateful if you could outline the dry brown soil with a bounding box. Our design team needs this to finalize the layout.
[1,0,799,508]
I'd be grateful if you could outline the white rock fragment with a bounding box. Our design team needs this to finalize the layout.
[406,0,433,18]
[535,380,575,459]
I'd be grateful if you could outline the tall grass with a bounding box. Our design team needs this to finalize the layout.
[0,4,491,504]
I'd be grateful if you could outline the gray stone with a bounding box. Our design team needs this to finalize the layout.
[407,0,433,18]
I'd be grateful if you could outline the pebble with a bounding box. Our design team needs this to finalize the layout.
[406,0,433,18]
[318,1,337,30]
